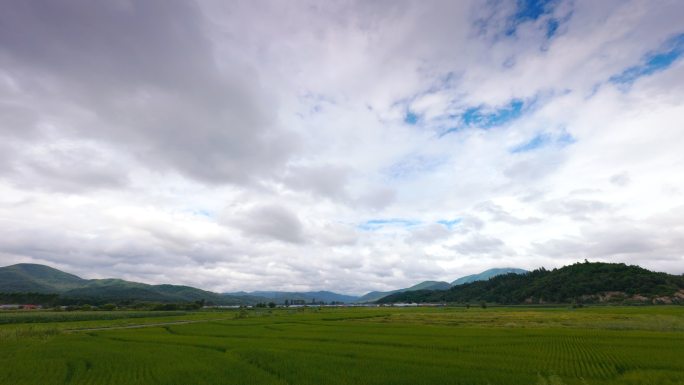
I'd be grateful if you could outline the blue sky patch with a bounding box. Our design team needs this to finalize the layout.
[514,0,555,22]
[546,18,559,38]
[440,99,527,137]
[191,209,213,218]
[437,218,462,229]
[506,0,559,36]
[557,131,576,146]
[358,218,422,231]
[462,99,524,128]
[511,133,551,153]
[404,110,419,125]
[386,154,446,180]
[610,33,684,85]
[511,130,576,153]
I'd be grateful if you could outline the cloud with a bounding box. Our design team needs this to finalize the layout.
[540,198,611,221]
[610,172,631,187]
[475,201,541,225]
[450,235,509,256]
[409,223,453,243]
[355,187,397,210]
[531,221,684,267]
[283,165,351,202]
[1,0,684,294]
[231,205,305,244]
[0,0,295,185]
[8,140,130,192]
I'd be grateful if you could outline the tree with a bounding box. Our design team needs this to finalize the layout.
[268,302,276,308]
[235,309,248,319]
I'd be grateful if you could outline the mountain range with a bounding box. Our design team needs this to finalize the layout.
[0,263,531,305]
[0,264,252,305]
[3,261,682,306]
[450,268,528,285]
[356,269,529,302]
[224,291,359,304]
[357,281,453,303]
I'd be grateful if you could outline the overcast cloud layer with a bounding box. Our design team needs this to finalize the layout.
[1,0,683,294]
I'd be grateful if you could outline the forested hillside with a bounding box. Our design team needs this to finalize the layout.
[379,262,684,304]
[0,264,258,305]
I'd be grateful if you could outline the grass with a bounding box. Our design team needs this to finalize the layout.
[1,306,683,384]
[0,310,189,325]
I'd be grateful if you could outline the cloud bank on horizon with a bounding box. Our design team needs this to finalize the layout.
[0,0,683,294]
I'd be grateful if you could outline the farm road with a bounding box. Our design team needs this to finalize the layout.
[66,318,231,332]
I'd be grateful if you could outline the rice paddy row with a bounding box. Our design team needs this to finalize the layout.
[1,306,682,385]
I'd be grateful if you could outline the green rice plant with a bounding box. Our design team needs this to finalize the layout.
[0,306,682,385]
[0,310,188,324]
[0,325,61,341]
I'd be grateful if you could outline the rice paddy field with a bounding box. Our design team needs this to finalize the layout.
[1,306,683,385]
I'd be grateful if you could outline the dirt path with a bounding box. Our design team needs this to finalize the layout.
[67,318,231,332]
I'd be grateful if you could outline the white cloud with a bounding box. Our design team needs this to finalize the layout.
[0,0,683,294]
[230,204,306,244]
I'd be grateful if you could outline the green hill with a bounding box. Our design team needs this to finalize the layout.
[356,280,451,303]
[451,268,528,285]
[0,263,252,305]
[0,263,86,293]
[407,281,452,291]
[356,290,394,303]
[358,269,531,303]
[378,262,684,304]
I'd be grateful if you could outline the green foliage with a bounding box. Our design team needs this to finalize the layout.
[0,326,61,341]
[0,310,188,325]
[379,262,684,304]
[152,303,180,311]
[0,292,60,306]
[235,309,249,319]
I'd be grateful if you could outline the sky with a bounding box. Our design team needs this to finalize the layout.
[1,0,683,295]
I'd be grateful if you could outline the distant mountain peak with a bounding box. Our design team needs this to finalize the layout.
[356,280,451,303]
[451,267,528,286]
[222,290,359,303]
[0,263,86,292]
